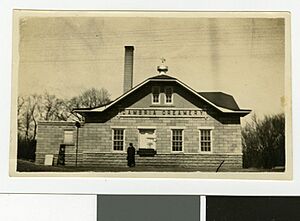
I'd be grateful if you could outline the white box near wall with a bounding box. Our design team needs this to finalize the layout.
[44,155,53,166]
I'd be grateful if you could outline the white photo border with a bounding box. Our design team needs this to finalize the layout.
[0,0,299,195]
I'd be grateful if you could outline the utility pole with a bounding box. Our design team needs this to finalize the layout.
[75,121,81,167]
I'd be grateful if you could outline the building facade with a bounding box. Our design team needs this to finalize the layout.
[35,46,251,170]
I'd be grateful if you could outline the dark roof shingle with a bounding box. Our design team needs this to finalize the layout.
[198,92,240,111]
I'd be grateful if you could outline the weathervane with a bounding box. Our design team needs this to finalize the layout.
[157,57,168,74]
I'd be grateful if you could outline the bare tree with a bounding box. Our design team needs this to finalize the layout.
[78,87,110,108]
[53,98,71,121]
[17,88,111,139]
[242,113,285,169]
[17,96,25,134]
[67,87,111,121]
[17,88,111,160]
[18,94,41,141]
[17,96,25,116]
[40,92,70,121]
[66,97,84,121]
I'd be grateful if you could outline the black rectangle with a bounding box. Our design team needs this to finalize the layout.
[207,196,300,221]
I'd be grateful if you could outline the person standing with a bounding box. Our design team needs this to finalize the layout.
[127,143,136,167]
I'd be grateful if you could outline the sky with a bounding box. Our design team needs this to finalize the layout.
[17,12,286,124]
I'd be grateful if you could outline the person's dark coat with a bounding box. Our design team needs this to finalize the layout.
[127,144,136,167]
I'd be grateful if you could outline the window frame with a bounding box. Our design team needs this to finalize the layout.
[171,128,184,153]
[152,86,161,104]
[112,128,125,152]
[63,130,74,145]
[198,127,213,153]
[164,86,173,104]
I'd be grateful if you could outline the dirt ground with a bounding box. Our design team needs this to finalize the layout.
[16,159,285,173]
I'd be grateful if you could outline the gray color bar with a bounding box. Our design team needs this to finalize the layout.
[97,195,200,221]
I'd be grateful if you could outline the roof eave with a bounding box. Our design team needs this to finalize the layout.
[74,76,250,115]
[229,110,252,117]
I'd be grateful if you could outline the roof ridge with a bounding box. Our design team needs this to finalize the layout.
[148,74,177,80]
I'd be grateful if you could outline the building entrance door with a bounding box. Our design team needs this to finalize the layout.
[138,129,156,149]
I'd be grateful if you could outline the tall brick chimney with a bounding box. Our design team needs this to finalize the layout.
[123,46,134,93]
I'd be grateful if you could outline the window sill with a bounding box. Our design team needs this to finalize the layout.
[199,151,213,154]
[171,151,184,154]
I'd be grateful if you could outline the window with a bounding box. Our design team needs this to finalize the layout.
[113,129,125,151]
[63,130,74,144]
[152,86,160,104]
[200,129,212,152]
[172,129,183,152]
[165,87,173,104]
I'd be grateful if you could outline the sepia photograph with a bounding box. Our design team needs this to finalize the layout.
[10,10,291,178]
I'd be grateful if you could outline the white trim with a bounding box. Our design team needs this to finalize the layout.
[111,128,126,153]
[120,107,202,110]
[169,126,186,129]
[197,126,214,130]
[164,86,173,105]
[110,126,128,129]
[216,106,251,113]
[199,151,213,155]
[120,115,206,119]
[111,129,115,152]
[170,129,184,153]
[137,126,157,129]
[74,77,251,115]
[151,86,161,104]
[199,128,213,153]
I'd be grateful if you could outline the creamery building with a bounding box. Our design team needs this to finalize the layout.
[36,46,251,170]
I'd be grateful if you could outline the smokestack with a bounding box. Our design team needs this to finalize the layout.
[123,46,134,93]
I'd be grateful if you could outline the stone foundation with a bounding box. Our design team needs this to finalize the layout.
[36,152,242,170]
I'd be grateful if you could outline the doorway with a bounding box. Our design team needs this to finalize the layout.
[138,129,156,149]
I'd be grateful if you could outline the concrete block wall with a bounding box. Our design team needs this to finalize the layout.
[36,121,78,166]
[36,114,243,169]
[79,114,242,155]
[81,152,243,170]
